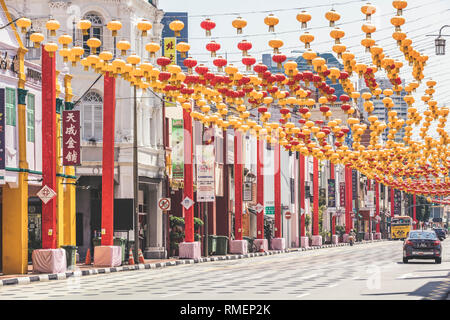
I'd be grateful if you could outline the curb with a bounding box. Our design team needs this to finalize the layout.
[0,239,388,287]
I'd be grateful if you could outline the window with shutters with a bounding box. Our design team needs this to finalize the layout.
[5,87,16,126]
[81,91,103,141]
[82,13,103,56]
[27,93,35,142]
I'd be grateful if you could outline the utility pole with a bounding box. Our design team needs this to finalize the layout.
[133,85,139,261]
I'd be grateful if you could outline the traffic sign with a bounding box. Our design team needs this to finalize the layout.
[158,198,171,211]
[285,211,292,219]
[37,185,57,204]
[181,197,194,210]
[255,203,264,213]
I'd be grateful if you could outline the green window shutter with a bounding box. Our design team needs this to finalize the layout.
[5,87,16,126]
[27,93,35,142]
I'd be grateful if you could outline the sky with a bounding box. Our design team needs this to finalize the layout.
[158,0,450,138]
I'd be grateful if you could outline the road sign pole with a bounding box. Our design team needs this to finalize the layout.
[257,138,264,240]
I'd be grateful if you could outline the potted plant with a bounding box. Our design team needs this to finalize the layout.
[169,216,204,256]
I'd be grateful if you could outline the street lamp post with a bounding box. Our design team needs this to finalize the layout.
[434,25,450,55]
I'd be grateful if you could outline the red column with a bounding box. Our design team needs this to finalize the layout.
[274,143,281,238]
[101,73,115,246]
[376,182,380,233]
[183,107,194,242]
[41,46,57,249]
[330,162,335,235]
[391,187,395,217]
[256,138,264,239]
[413,194,417,230]
[345,165,352,234]
[299,155,305,237]
[234,130,243,240]
[313,157,319,236]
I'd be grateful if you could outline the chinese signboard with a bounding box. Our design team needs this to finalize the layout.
[366,190,375,208]
[161,12,188,70]
[394,189,402,215]
[328,179,336,207]
[339,182,345,207]
[171,119,184,180]
[0,89,4,181]
[62,110,80,165]
[243,182,252,201]
[163,37,177,65]
[352,170,358,200]
[196,145,215,202]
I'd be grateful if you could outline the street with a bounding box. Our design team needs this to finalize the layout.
[1,240,448,300]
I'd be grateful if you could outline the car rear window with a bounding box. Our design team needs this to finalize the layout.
[408,232,437,240]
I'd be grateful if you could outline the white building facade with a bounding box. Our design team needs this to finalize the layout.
[7,0,168,259]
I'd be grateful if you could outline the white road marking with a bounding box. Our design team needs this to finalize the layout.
[296,293,310,298]
[397,273,414,279]
[161,292,180,298]
[299,273,320,280]
[328,283,338,288]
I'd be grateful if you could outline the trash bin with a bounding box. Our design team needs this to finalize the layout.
[243,236,254,252]
[92,237,127,262]
[208,235,218,255]
[357,232,365,242]
[113,238,127,262]
[61,245,77,268]
[215,236,228,255]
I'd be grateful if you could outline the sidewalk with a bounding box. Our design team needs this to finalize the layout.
[0,239,385,287]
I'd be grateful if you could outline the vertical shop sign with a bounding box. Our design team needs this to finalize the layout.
[163,37,177,65]
[62,110,80,165]
[171,119,184,179]
[328,178,336,207]
[196,144,215,202]
[0,89,5,181]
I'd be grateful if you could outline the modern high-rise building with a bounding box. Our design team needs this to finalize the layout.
[357,77,408,143]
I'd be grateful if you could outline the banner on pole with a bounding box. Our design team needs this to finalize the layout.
[171,119,184,180]
[62,110,81,165]
[328,178,336,207]
[196,145,215,202]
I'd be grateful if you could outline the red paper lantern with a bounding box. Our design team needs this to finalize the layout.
[272,54,286,69]
[237,40,252,56]
[253,63,268,74]
[213,56,227,72]
[242,56,256,71]
[183,57,197,73]
[200,18,216,36]
[206,40,221,57]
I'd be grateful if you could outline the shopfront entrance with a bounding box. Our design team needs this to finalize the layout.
[28,197,42,262]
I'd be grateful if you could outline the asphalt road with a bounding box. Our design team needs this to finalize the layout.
[1,239,448,300]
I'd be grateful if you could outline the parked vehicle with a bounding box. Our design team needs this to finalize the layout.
[403,230,442,264]
[433,228,446,241]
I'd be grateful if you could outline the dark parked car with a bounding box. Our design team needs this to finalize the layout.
[403,230,442,264]
[433,228,446,241]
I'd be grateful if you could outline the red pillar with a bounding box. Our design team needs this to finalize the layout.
[234,130,243,240]
[183,107,194,242]
[313,157,319,236]
[101,73,115,246]
[274,143,281,238]
[391,187,395,217]
[41,46,57,249]
[413,194,417,230]
[330,162,335,235]
[345,166,352,234]
[256,138,264,239]
[376,182,380,233]
[299,155,305,237]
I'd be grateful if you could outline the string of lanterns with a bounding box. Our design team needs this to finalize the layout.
[13,0,450,197]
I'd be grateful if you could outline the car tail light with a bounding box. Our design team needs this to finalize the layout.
[433,240,440,246]
[405,240,413,246]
